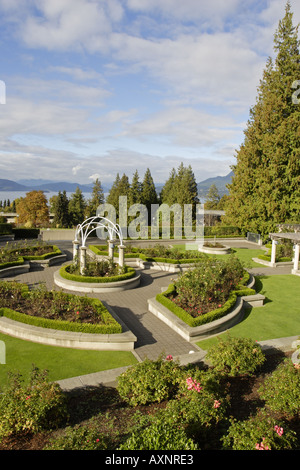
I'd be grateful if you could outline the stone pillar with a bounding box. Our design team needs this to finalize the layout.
[72,240,80,264]
[271,239,277,265]
[80,246,87,275]
[108,240,115,260]
[293,244,300,272]
[118,245,125,268]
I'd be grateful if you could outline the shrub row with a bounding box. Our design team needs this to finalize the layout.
[4,337,297,450]
[89,244,205,265]
[59,264,137,284]
[0,285,122,334]
[156,271,255,328]
[0,245,62,270]
[0,223,12,235]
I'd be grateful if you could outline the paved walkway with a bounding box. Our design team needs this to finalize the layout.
[0,238,296,390]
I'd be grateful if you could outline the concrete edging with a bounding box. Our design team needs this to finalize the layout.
[198,245,231,255]
[0,263,30,278]
[0,253,67,278]
[0,302,137,351]
[54,269,141,293]
[147,274,264,342]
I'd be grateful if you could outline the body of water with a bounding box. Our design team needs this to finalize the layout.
[0,191,96,204]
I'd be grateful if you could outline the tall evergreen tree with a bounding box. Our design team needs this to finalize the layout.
[106,173,130,218]
[205,184,221,209]
[129,169,142,206]
[68,187,86,226]
[85,178,104,218]
[53,191,70,227]
[160,167,177,205]
[141,168,158,224]
[225,2,300,237]
[106,173,121,210]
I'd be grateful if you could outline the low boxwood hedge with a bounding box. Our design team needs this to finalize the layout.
[59,264,137,283]
[258,254,292,262]
[0,256,25,270]
[89,245,137,259]
[156,271,255,328]
[0,245,62,270]
[0,298,122,335]
[89,245,204,265]
[21,245,62,260]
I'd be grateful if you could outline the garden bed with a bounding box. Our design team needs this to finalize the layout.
[0,348,299,451]
[55,254,140,291]
[198,242,231,255]
[148,255,262,341]
[0,242,66,277]
[0,281,136,350]
[89,244,208,272]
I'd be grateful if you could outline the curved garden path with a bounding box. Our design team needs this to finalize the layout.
[1,238,293,389]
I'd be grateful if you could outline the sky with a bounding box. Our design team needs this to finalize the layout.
[0,0,300,187]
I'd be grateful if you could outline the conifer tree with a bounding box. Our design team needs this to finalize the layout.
[106,173,121,210]
[86,178,104,218]
[205,184,221,209]
[106,173,130,218]
[68,187,86,226]
[160,167,177,205]
[225,2,300,237]
[129,169,142,205]
[141,168,158,224]
[53,190,70,227]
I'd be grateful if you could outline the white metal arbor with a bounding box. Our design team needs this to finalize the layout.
[73,216,125,274]
[74,215,123,247]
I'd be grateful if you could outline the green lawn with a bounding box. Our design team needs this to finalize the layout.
[197,275,300,351]
[0,333,138,389]
[173,243,264,268]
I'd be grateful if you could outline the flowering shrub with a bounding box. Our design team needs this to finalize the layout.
[206,334,266,376]
[165,368,228,433]
[258,358,300,417]
[222,409,297,450]
[171,255,245,316]
[45,423,110,450]
[118,415,198,450]
[117,355,183,406]
[0,367,68,441]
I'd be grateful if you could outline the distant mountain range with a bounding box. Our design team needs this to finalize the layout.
[0,171,233,198]
[196,171,233,198]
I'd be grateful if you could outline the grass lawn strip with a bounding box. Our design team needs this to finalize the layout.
[197,275,300,350]
[0,332,138,388]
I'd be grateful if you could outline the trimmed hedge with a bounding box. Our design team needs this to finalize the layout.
[0,223,12,235]
[0,245,62,269]
[89,245,204,265]
[0,292,122,335]
[21,244,62,260]
[258,254,292,262]
[156,271,255,328]
[12,228,40,239]
[59,264,137,283]
[0,256,25,270]
[89,245,137,259]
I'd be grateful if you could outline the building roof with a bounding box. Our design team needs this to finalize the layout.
[269,232,300,244]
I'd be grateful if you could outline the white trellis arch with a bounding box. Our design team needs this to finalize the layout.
[74,215,123,247]
[73,216,125,274]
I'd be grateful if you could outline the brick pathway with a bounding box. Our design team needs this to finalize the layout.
[1,241,200,361]
[1,238,294,389]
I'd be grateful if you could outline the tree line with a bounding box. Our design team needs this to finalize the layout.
[2,163,207,228]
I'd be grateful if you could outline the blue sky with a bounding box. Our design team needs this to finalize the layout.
[0,0,299,186]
